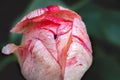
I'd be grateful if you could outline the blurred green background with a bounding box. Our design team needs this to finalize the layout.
[0,0,120,80]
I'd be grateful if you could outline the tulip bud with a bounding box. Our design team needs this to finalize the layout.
[2,5,92,80]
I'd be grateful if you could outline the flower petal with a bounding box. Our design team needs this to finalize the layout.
[2,43,18,55]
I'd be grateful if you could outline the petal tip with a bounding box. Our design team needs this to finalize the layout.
[2,43,18,55]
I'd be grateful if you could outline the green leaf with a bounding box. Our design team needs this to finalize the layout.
[102,11,120,47]
[94,46,120,80]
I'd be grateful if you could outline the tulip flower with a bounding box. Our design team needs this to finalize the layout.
[2,5,92,80]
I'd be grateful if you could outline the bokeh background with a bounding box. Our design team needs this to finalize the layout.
[0,0,120,80]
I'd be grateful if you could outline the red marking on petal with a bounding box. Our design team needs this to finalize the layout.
[73,35,92,54]
[66,57,77,66]
[18,40,32,64]
[46,5,60,11]
[42,28,56,35]
[57,22,72,36]
[78,63,83,66]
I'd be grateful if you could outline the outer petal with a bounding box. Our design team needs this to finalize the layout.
[21,39,62,80]
[65,42,92,80]
[10,5,80,33]
[72,18,92,53]
[63,18,92,80]
[2,43,18,55]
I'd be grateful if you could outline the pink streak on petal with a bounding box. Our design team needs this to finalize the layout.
[46,5,60,11]
[73,35,92,54]
[72,18,92,54]
[66,57,77,66]
[17,40,33,64]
